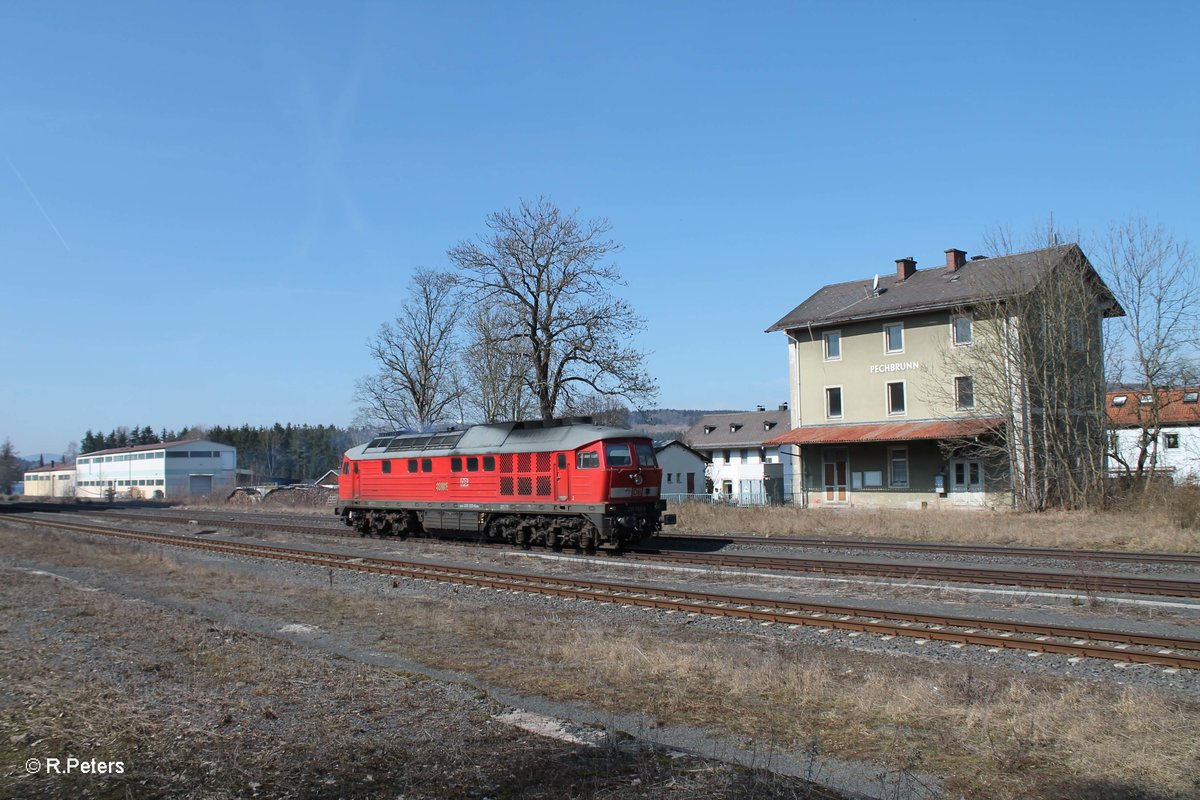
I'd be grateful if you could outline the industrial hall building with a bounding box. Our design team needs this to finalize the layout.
[74,439,237,500]
[22,462,77,498]
[765,244,1123,509]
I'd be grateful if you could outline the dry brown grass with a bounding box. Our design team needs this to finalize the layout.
[0,563,836,800]
[672,501,1200,552]
[3,523,1198,799]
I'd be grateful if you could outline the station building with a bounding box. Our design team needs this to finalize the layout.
[75,439,237,499]
[766,244,1122,509]
[23,463,77,498]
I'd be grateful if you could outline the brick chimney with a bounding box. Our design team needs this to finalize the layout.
[895,257,917,280]
[945,248,967,273]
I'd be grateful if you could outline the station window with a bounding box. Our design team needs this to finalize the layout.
[884,322,904,354]
[955,376,975,410]
[823,330,841,361]
[889,447,909,488]
[421,459,432,473]
[1164,433,1180,449]
[826,387,843,419]
[952,314,973,346]
[887,381,906,415]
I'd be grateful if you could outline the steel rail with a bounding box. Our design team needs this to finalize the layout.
[655,532,1200,565]
[625,550,1200,598]
[7,515,1199,671]
[99,507,1200,566]
[28,508,1200,599]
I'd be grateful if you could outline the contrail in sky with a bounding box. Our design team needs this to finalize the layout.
[6,156,71,252]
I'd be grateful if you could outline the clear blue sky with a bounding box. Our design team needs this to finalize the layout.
[4,1,1198,456]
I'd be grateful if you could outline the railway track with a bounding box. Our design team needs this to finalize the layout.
[655,532,1200,566]
[626,549,1200,598]
[6,514,1200,671]
[66,508,1200,600]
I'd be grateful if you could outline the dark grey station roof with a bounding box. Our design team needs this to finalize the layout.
[345,418,646,460]
[767,244,1122,333]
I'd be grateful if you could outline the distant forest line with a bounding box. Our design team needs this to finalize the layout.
[72,409,727,483]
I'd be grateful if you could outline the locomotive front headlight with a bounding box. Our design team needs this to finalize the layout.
[631,472,644,485]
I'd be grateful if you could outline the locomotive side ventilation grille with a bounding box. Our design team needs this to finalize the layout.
[536,452,552,472]
[536,476,551,496]
[500,454,514,473]
[518,477,533,496]
[500,477,514,496]
[517,453,532,473]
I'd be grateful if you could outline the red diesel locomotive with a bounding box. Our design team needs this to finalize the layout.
[336,417,673,550]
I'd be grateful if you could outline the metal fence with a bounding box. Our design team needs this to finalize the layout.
[662,491,802,507]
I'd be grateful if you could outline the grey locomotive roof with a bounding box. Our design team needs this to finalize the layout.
[766,244,1121,332]
[345,419,646,460]
[683,409,791,450]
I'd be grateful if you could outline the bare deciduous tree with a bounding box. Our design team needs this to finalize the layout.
[460,304,535,423]
[448,198,657,421]
[937,238,1115,510]
[355,268,463,431]
[1098,219,1200,483]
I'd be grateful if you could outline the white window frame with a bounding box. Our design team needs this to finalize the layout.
[885,380,906,417]
[888,446,909,488]
[823,329,842,361]
[954,375,975,411]
[950,459,984,491]
[825,385,844,420]
[951,313,973,346]
[883,321,904,354]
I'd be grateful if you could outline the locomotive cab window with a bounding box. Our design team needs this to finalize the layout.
[451,457,463,472]
[605,443,633,467]
[382,460,392,473]
[353,463,359,474]
[634,443,656,467]
[557,453,567,469]
[341,461,349,474]
[407,459,418,473]
[421,458,432,472]
[577,450,600,469]
[483,456,496,471]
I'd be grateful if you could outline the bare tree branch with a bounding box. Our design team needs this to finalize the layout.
[448,198,658,420]
[355,268,463,431]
